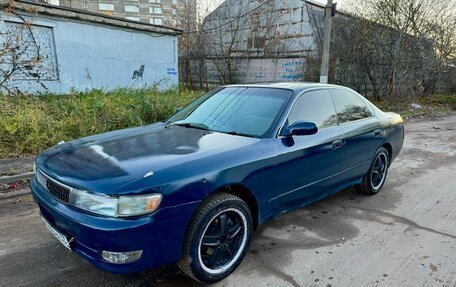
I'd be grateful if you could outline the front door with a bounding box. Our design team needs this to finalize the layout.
[270,89,345,213]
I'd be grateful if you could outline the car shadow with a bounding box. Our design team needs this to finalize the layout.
[121,184,401,286]
[4,182,400,287]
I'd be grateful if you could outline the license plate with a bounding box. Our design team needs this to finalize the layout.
[41,216,73,251]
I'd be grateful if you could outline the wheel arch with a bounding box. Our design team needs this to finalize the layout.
[381,142,393,166]
[220,184,260,230]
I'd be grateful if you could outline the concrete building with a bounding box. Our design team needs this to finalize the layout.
[190,0,328,86]
[57,0,186,27]
[0,0,181,94]
[192,0,443,99]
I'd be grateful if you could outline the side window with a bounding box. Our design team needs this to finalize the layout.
[288,90,338,129]
[330,89,372,124]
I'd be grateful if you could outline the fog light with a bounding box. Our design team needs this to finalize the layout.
[101,250,143,264]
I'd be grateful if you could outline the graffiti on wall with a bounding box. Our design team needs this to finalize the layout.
[279,59,304,80]
[197,57,306,85]
[167,67,177,75]
[132,65,145,80]
[242,58,305,83]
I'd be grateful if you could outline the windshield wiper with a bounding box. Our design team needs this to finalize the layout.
[172,122,210,131]
[224,131,256,138]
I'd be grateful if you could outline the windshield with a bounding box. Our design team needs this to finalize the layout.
[168,87,292,138]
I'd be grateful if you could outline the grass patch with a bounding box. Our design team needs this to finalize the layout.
[0,87,204,158]
[373,93,456,119]
[0,89,454,159]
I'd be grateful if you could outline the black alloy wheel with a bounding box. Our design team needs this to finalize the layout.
[370,152,388,190]
[178,192,253,283]
[199,209,245,272]
[357,147,390,195]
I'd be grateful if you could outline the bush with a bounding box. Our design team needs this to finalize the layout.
[0,87,204,158]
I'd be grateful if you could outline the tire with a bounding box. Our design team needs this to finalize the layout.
[357,147,390,195]
[177,192,253,283]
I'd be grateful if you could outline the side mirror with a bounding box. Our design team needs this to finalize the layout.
[286,121,318,136]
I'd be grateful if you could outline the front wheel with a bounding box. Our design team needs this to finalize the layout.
[178,192,253,283]
[357,147,390,195]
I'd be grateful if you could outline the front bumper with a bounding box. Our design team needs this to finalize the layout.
[30,177,200,274]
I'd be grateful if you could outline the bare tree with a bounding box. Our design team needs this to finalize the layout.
[205,0,252,84]
[178,0,197,87]
[332,0,456,100]
[200,0,289,85]
[0,1,54,94]
[178,0,223,88]
[250,0,283,58]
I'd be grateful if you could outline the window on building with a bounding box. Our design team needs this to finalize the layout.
[172,0,177,4]
[124,5,139,13]
[150,18,163,25]
[98,3,114,10]
[149,7,163,14]
[82,2,88,9]
[3,21,59,81]
[149,0,162,3]
[172,8,176,15]
[98,3,114,15]
[330,89,373,124]
[247,36,266,50]
[126,16,140,21]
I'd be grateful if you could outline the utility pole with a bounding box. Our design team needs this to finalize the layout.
[320,0,334,84]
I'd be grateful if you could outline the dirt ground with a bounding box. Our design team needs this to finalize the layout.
[0,115,455,287]
[0,157,34,177]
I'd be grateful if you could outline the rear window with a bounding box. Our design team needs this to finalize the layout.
[330,89,372,124]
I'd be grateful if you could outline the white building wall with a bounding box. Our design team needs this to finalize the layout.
[0,13,179,94]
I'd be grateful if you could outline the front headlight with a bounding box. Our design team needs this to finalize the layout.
[118,194,162,217]
[69,189,162,217]
[70,189,118,217]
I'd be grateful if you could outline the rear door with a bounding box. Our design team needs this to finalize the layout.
[329,88,383,184]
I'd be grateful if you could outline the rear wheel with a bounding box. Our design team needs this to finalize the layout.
[178,193,253,283]
[357,147,389,195]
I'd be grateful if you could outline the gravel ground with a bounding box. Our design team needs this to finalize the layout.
[0,115,455,287]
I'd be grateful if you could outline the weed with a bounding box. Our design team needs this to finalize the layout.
[0,87,204,158]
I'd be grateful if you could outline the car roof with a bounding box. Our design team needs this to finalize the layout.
[224,82,349,93]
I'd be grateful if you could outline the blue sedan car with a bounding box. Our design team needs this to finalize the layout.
[31,83,404,283]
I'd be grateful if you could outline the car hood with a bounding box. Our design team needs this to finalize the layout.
[36,123,260,195]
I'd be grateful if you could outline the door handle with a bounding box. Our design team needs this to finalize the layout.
[374,129,382,137]
[332,140,344,150]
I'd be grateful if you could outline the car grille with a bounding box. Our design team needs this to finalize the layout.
[35,168,71,204]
